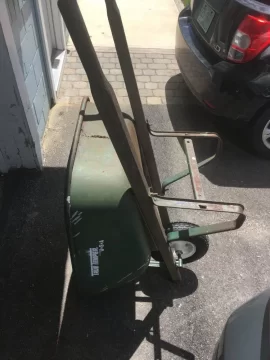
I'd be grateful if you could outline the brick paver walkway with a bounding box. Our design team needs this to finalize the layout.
[58,47,194,105]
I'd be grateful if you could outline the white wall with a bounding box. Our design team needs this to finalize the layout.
[0,24,40,173]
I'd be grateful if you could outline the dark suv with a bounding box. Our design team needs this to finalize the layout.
[175,0,270,158]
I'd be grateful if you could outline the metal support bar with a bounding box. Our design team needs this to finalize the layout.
[152,195,244,213]
[104,0,170,227]
[149,258,183,268]
[152,195,246,237]
[149,128,222,144]
[161,155,215,193]
[148,127,222,193]
[169,221,243,239]
[149,260,162,268]
[184,139,205,200]
[58,0,180,281]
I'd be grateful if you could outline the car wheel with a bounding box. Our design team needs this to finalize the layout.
[250,109,270,159]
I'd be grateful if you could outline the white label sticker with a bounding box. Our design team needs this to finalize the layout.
[99,240,105,255]
[87,240,105,277]
[88,247,99,277]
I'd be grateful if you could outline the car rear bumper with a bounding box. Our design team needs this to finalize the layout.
[175,10,266,122]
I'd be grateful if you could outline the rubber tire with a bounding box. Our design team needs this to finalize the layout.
[250,109,270,159]
[166,222,209,264]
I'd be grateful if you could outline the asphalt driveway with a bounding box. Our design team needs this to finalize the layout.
[1,91,270,359]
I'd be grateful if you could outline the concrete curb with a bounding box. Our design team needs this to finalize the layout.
[67,46,175,54]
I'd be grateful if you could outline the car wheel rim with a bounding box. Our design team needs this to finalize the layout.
[175,241,196,259]
[262,120,270,150]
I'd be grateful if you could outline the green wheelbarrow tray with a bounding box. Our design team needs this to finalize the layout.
[65,98,246,295]
[60,0,246,295]
[65,99,152,294]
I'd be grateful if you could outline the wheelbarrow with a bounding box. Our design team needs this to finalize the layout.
[59,0,246,294]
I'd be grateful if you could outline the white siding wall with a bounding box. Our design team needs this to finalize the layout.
[7,0,51,138]
[0,24,39,173]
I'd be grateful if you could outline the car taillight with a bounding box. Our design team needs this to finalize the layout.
[228,14,270,63]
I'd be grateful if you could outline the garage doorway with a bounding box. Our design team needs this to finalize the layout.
[39,0,55,60]
[36,0,67,95]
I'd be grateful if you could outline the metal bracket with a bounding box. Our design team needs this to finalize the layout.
[149,257,183,268]
[151,194,246,237]
[147,125,246,236]
[148,126,222,194]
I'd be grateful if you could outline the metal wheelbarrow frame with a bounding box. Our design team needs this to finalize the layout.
[58,0,246,284]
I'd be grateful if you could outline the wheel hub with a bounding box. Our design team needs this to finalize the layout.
[262,119,270,150]
[170,241,196,260]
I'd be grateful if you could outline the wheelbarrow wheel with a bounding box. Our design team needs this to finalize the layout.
[166,222,209,264]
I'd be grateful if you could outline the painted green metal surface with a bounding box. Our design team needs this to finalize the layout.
[162,155,216,193]
[66,103,151,294]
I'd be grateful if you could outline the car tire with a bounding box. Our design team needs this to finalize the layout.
[250,109,270,159]
[166,222,209,264]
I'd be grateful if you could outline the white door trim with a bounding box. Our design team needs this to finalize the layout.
[0,0,43,169]
[35,0,57,102]
[50,0,67,50]
[35,0,67,93]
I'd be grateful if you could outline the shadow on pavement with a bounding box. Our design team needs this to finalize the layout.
[56,267,197,360]
[0,168,197,360]
[0,169,68,360]
[166,74,270,189]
